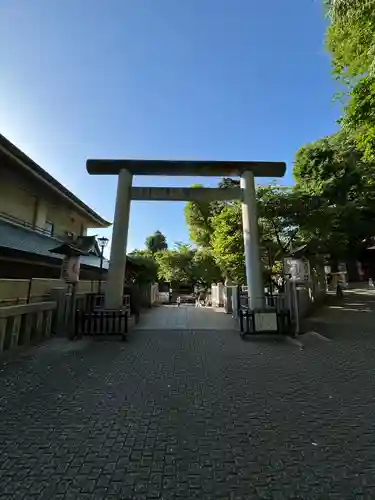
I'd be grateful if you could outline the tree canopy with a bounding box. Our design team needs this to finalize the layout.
[282,0,375,270]
[145,230,168,253]
[131,233,223,287]
[293,130,375,262]
[324,0,375,159]
[155,243,222,287]
[210,202,245,282]
[128,249,159,284]
[341,76,375,160]
[184,180,309,283]
[183,184,213,248]
[325,0,375,80]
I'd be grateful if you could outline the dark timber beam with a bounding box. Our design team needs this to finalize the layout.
[86,159,286,178]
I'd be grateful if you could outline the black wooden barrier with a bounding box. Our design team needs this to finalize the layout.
[239,307,292,339]
[74,310,128,340]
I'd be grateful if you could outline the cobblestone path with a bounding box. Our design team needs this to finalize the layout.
[1,291,375,499]
[135,304,237,331]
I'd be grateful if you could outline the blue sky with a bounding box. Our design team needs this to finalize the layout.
[0,0,340,253]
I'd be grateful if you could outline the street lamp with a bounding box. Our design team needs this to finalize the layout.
[97,236,109,295]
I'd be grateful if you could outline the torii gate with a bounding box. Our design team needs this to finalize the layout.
[86,159,286,310]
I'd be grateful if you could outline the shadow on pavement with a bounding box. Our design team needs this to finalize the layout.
[302,289,375,340]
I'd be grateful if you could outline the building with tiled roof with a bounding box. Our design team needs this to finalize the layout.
[0,134,141,280]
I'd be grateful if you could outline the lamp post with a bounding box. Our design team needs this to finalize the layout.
[97,236,109,295]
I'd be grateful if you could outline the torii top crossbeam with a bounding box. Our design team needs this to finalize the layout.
[86,159,286,178]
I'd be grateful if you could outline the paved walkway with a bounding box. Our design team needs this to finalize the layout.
[136,305,237,331]
[303,287,375,340]
[1,292,375,498]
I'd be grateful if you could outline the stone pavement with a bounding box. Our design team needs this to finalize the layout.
[136,304,237,331]
[303,287,375,339]
[1,292,375,499]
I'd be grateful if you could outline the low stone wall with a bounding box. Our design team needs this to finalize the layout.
[0,301,56,355]
[0,278,104,306]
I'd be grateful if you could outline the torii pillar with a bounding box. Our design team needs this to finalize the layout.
[241,170,263,309]
[105,169,132,309]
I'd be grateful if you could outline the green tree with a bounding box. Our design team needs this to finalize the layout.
[128,250,159,283]
[184,178,309,283]
[155,243,194,284]
[154,243,222,287]
[325,0,375,80]
[293,132,375,262]
[257,185,304,258]
[341,76,375,160]
[210,202,245,282]
[184,178,241,249]
[287,0,375,274]
[324,0,375,159]
[191,249,223,287]
[184,184,215,248]
[145,230,168,253]
[293,132,363,199]
[218,178,240,188]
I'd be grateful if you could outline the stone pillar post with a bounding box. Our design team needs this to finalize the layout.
[241,170,264,309]
[105,169,133,310]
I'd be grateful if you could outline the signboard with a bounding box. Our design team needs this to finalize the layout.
[158,292,170,304]
[254,312,278,332]
[284,258,310,282]
[61,256,81,283]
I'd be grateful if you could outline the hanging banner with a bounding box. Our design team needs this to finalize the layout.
[61,256,81,283]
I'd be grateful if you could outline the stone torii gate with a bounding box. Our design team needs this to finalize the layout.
[86,159,286,310]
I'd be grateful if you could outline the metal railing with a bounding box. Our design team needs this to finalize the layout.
[0,211,55,236]
[0,211,74,241]
[236,286,292,338]
[239,292,287,312]
[239,307,292,338]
